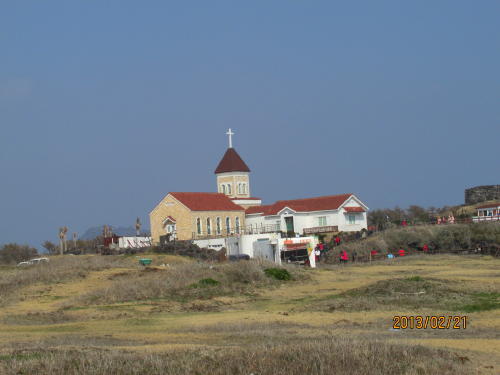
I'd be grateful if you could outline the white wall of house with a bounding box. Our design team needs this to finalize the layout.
[193,237,240,255]
[245,202,368,234]
[240,233,280,259]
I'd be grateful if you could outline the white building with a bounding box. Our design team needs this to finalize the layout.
[245,193,368,236]
[472,202,500,222]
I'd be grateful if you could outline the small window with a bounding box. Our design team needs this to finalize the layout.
[196,218,202,234]
[348,214,356,224]
[235,217,240,234]
[206,218,211,235]
[227,184,231,194]
[318,216,327,226]
[216,217,221,235]
[222,185,226,194]
[226,217,231,234]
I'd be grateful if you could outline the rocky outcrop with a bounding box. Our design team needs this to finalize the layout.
[465,185,500,205]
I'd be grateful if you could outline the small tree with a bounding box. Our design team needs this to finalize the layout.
[42,241,57,254]
[407,205,430,223]
[0,243,38,264]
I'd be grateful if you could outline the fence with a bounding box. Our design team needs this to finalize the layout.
[191,223,281,240]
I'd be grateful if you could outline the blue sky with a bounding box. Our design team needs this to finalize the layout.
[1,1,499,247]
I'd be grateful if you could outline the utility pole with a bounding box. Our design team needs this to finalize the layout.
[59,228,64,255]
[63,226,68,253]
[59,227,68,255]
[135,217,141,248]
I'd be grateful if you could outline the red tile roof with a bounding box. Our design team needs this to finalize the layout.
[214,148,251,174]
[476,202,500,209]
[246,204,273,214]
[170,192,244,211]
[246,194,353,215]
[344,206,365,212]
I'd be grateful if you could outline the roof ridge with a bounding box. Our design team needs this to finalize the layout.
[275,193,352,203]
[171,192,222,195]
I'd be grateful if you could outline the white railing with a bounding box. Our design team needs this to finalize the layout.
[472,216,500,223]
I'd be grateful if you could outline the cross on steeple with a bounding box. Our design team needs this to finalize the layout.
[226,128,234,148]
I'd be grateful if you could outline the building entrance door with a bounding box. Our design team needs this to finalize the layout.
[285,216,294,233]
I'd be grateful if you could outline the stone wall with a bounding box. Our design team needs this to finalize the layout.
[465,185,500,205]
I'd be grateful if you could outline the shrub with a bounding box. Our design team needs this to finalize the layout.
[0,243,38,264]
[152,241,219,261]
[191,278,220,288]
[324,223,500,262]
[406,275,423,281]
[264,268,291,281]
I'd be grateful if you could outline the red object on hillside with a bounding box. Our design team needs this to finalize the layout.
[335,236,341,245]
[398,249,406,256]
[370,250,377,256]
[423,244,429,252]
[401,220,408,226]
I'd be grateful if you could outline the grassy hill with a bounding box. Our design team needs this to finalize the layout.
[0,254,498,374]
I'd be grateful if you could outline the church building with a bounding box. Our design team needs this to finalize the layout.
[149,129,369,247]
[150,129,259,244]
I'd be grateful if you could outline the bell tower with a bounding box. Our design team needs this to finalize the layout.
[214,129,261,208]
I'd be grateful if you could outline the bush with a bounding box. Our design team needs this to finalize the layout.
[0,243,38,264]
[264,268,291,281]
[192,278,220,288]
[152,241,219,261]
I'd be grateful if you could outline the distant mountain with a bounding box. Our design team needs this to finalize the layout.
[80,225,150,240]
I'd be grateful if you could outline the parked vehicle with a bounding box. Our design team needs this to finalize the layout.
[16,257,49,267]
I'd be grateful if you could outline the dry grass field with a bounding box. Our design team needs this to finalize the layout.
[0,254,498,374]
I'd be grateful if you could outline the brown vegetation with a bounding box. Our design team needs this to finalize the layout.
[312,276,499,313]
[0,256,133,305]
[68,260,305,307]
[0,337,472,375]
[324,223,500,261]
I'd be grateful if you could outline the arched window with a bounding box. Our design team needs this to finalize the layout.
[222,185,226,194]
[227,184,231,194]
[216,217,221,235]
[225,217,231,234]
[235,217,240,234]
[242,183,246,194]
[196,218,202,235]
[206,218,211,235]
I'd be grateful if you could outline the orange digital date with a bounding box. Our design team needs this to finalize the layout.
[392,315,467,329]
